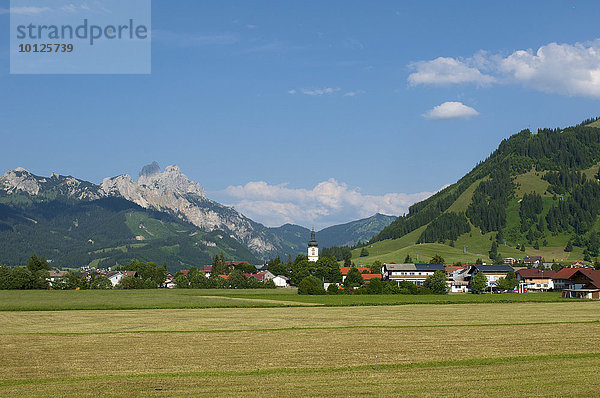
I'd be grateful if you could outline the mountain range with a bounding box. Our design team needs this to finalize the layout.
[0,164,394,271]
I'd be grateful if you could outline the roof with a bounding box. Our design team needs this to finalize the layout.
[48,270,68,278]
[308,230,318,247]
[384,263,445,272]
[361,274,382,281]
[225,261,249,266]
[445,266,464,273]
[340,267,371,275]
[516,269,556,279]
[552,268,579,280]
[274,275,290,281]
[471,264,514,273]
[121,271,137,277]
[247,273,265,281]
[574,269,600,288]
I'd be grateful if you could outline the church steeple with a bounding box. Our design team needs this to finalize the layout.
[308,228,319,262]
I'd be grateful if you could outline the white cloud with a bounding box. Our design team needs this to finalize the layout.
[408,57,496,86]
[246,24,257,29]
[344,90,366,97]
[423,101,479,120]
[218,179,440,229]
[408,39,600,97]
[0,6,51,15]
[499,41,600,97]
[301,87,340,96]
[288,89,297,95]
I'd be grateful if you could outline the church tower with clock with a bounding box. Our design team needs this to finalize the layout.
[307,229,319,262]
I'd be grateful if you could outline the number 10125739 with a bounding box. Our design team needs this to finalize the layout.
[18,43,74,53]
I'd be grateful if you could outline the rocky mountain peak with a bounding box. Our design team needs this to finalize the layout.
[1,168,42,195]
[138,161,161,179]
[137,164,205,198]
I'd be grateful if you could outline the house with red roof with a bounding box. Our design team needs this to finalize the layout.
[339,267,371,282]
[360,274,382,282]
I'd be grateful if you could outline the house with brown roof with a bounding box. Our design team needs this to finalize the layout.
[551,268,580,291]
[523,256,542,267]
[503,257,517,265]
[515,268,556,292]
[561,269,600,299]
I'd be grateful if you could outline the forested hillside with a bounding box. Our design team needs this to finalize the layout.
[364,119,600,264]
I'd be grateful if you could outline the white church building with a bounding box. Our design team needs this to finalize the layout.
[308,229,319,262]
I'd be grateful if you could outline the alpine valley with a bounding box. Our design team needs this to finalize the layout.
[0,162,394,272]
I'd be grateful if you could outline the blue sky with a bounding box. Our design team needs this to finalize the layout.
[1,1,600,228]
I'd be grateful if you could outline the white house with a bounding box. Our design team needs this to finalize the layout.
[382,263,445,287]
[106,271,137,286]
[447,267,470,293]
[466,265,515,288]
[272,275,290,288]
[47,270,68,287]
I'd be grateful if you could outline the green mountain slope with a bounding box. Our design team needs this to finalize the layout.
[355,119,600,265]
[0,194,259,272]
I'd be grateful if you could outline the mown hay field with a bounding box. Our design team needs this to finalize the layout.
[0,289,572,311]
[1,301,600,396]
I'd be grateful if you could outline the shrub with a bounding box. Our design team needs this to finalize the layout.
[298,276,326,295]
[326,283,339,295]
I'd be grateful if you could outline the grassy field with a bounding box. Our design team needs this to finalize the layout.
[0,289,574,311]
[0,299,599,397]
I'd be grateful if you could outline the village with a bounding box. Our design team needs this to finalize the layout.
[53,234,600,299]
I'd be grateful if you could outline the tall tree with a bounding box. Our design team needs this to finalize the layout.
[423,271,448,294]
[344,267,364,288]
[469,271,488,294]
[430,254,445,264]
[26,254,49,273]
